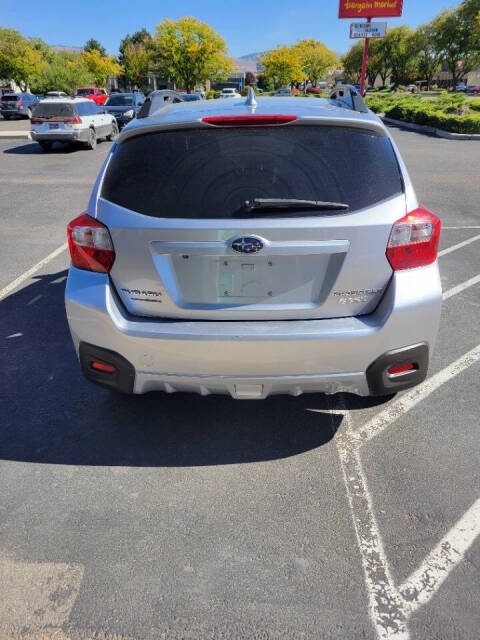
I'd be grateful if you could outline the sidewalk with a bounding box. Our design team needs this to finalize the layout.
[0,118,31,139]
[0,130,31,139]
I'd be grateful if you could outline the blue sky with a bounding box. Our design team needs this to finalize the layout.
[4,0,460,57]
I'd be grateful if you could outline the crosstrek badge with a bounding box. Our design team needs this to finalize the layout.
[338,0,403,18]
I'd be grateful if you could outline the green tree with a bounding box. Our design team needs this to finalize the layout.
[119,29,151,65]
[260,45,304,88]
[292,39,336,87]
[123,43,150,89]
[414,24,441,90]
[382,26,420,85]
[341,41,364,84]
[84,38,106,56]
[31,51,94,94]
[81,49,123,86]
[0,28,45,90]
[431,2,480,88]
[150,17,233,92]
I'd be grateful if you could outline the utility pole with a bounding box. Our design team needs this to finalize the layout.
[359,17,371,97]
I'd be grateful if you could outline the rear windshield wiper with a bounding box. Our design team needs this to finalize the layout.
[243,198,349,213]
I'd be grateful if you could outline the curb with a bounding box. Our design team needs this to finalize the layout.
[0,132,31,140]
[381,116,480,140]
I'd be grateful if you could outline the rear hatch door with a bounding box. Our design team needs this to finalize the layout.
[99,122,405,320]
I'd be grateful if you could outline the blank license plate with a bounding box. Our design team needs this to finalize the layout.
[49,123,59,129]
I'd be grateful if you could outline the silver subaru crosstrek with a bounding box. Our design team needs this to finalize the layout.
[65,87,442,399]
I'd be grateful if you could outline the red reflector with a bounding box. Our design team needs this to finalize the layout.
[386,207,441,270]
[91,361,116,373]
[202,115,297,126]
[67,213,115,273]
[387,363,415,375]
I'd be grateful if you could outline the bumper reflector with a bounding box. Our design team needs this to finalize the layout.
[91,361,116,374]
[387,363,416,375]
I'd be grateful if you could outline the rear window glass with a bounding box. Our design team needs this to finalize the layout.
[76,101,98,116]
[76,89,93,96]
[101,126,403,219]
[2,95,18,102]
[33,102,76,118]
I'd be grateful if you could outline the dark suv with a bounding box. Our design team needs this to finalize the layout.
[0,92,40,119]
[103,92,145,129]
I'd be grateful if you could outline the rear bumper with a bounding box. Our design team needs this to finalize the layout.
[31,129,90,143]
[65,264,442,398]
[1,108,26,117]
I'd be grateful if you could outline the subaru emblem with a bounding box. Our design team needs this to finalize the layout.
[231,236,264,254]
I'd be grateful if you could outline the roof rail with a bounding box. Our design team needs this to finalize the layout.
[329,84,368,113]
[137,89,185,119]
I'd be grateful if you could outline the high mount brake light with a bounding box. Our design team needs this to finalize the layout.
[202,115,297,126]
[386,207,441,270]
[67,213,115,273]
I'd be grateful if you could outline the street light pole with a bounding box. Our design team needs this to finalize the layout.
[359,17,371,96]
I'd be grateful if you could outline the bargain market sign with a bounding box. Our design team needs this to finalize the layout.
[339,0,403,18]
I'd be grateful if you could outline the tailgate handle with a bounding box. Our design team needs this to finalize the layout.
[151,239,349,256]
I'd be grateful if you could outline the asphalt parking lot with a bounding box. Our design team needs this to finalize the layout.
[0,129,479,640]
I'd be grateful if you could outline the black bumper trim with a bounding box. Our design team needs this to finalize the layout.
[366,343,429,396]
[79,342,135,393]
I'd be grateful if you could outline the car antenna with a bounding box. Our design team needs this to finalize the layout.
[245,87,257,107]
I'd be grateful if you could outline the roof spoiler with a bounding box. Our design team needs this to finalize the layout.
[137,90,184,119]
[329,84,368,113]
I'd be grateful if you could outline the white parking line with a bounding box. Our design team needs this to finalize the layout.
[334,407,409,639]
[438,233,480,257]
[0,243,67,302]
[334,343,480,639]
[399,498,480,613]
[443,226,480,230]
[443,274,480,300]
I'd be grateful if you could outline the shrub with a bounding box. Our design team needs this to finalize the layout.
[205,89,221,100]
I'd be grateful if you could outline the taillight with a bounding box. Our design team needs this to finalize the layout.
[202,115,297,126]
[67,214,115,273]
[31,117,42,124]
[18,101,24,108]
[63,116,82,124]
[386,207,440,270]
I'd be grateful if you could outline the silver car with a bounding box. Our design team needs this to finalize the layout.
[65,88,442,399]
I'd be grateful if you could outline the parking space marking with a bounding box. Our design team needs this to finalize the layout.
[399,498,480,613]
[333,343,480,639]
[443,226,480,230]
[0,243,67,301]
[443,274,480,300]
[438,233,480,257]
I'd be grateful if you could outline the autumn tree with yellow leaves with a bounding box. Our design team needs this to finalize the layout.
[81,48,123,87]
[150,17,233,92]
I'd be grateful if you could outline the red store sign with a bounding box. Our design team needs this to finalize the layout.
[339,0,403,18]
